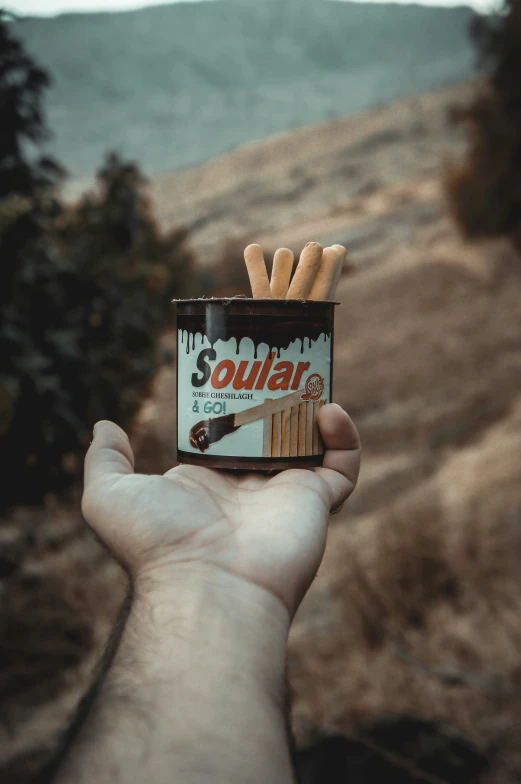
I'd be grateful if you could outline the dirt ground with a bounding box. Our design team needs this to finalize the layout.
[3,81,521,782]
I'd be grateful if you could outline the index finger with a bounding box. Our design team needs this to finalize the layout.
[315,404,361,511]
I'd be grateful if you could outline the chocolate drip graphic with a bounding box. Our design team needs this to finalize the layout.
[177,299,334,358]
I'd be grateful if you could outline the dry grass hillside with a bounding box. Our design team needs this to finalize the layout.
[3,81,521,782]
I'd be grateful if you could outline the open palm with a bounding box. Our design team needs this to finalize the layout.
[82,404,360,615]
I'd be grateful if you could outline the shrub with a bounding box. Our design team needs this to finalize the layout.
[0,10,65,200]
[445,0,521,250]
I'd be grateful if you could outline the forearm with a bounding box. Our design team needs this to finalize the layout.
[51,567,296,784]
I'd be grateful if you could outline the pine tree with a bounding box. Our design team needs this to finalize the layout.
[0,15,194,507]
[0,9,64,200]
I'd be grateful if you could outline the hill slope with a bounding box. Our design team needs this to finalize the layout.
[151,81,470,265]
[16,0,475,178]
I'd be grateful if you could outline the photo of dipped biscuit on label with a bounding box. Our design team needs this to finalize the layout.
[188,386,326,456]
[174,240,346,472]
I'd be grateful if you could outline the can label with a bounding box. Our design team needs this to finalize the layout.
[177,333,332,459]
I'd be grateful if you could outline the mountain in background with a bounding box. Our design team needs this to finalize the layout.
[15,0,476,179]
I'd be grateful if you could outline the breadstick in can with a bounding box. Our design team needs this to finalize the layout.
[328,244,347,300]
[244,244,272,298]
[270,247,294,298]
[287,242,323,299]
[308,246,340,300]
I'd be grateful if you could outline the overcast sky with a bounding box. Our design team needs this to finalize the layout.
[6,0,498,17]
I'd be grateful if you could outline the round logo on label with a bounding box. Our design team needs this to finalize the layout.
[303,373,325,401]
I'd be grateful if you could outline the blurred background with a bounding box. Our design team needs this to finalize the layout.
[2,0,521,781]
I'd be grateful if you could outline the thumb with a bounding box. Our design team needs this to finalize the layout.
[84,420,135,494]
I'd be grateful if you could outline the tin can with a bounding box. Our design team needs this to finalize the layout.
[175,298,336,472]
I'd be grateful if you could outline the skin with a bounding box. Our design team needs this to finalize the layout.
[48,404,361,784]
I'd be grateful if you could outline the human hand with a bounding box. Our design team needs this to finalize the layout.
[82,404,360,617]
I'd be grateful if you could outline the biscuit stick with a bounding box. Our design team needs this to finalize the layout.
[286,242,323,299]
[297,403,307,455]
[263,400,273,457]
[328,244,347,300]
[308,246,340,301]
[290,405,299,456]
[271,411,282,457]
[305,401,314,456]
[312,401,320,454]
[281,408,291,456]
[270,247,294,298]
[244,244,272,298]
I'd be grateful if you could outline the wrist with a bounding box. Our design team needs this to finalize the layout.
[128,564,291,706]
